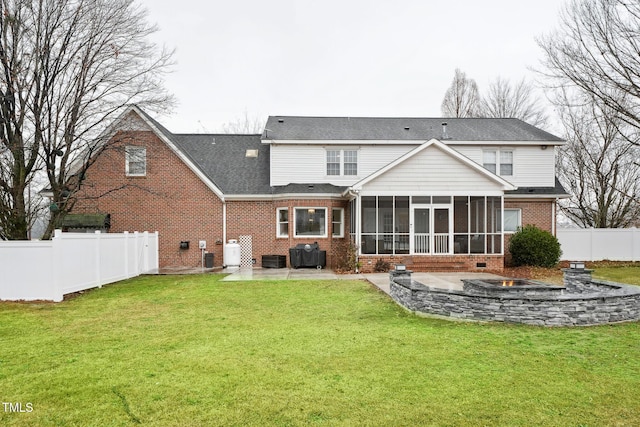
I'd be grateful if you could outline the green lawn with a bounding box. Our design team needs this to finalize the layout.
[1,272,639,426]
[592,265,640,286]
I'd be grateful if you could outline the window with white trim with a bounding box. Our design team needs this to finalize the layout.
[483,150,496,174]
[500,150,513,176]
[326,149,358,176]
[276,208,289,237]
[483,149,513,176]
[503,208,521,233]
[326,150,340,175]
[294,207,327,237]
[332,208,344,238]
[125,146,146,176]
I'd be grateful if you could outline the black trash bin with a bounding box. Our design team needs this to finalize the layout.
[204,252,214,268]
[289,243,327,269]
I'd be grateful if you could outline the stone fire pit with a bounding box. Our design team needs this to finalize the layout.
[389,266,640,326]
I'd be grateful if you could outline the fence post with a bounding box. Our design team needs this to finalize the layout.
[133,231,140,274]
[634,228,638,262]
[95,230,102,288]
[154,231,159,271]
[142,231,149,273]
[123,231,129,278]
[52,229,64,302]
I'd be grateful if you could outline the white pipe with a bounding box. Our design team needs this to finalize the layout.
[223,202,227,245]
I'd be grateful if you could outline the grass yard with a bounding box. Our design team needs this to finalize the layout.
[1,270,639,426]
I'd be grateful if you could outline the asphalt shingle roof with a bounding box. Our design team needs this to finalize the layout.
[263,116,564,142]
[171,134,271,195]
[134,108,565,197]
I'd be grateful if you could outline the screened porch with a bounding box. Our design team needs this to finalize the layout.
[350,195,504,256]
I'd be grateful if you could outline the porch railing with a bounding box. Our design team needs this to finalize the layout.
[433,233,449,254]
[414,234,429,253]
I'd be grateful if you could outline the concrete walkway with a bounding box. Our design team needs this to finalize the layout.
[220,267,505,295]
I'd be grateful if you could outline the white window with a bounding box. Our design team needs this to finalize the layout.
[343,150,358,175]
[332,208,344,238]
[483,149,513,176]
[276,208,289,238]
[503,208,521,233]
[500,150,513,176]
[294,207,327,238]
[326,150,340,175]
[125,146,146,176]
[483,150,496,174]
[326,149,358,176]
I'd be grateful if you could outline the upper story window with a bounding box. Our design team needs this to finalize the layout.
[327,150,340,175]
[483,149,513,176]
[326,149,358,176]
[125,146,146,176]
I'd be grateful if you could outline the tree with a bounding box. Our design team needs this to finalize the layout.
[0,0,174,240]
[538,0,640,145]
[479,77,549,128]
[441,68,481,118]
[555,90,640,228]
[220,110,265,134]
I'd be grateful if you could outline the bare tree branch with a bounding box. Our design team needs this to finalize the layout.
[0,0,175,239]
[479,77,549,128]
[441,68,481,118]
[538,0,640,145]
[555,89,640,228]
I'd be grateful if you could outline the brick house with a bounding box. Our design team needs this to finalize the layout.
[71,106,567,272]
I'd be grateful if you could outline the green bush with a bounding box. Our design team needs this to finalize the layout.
[508,224,562,267]
[374,258,391,272]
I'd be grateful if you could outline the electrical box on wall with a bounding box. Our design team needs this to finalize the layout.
[180,241,189,250]
[199,240,206,249]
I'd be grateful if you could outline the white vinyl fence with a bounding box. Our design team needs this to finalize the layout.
[557,228,640,261]
[0,230,158,302]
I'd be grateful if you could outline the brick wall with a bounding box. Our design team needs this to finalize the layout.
[73,118,224,269]
[226,199,350,269]
[504,198,555,264]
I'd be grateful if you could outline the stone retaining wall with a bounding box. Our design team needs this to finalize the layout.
[389,269,640,327]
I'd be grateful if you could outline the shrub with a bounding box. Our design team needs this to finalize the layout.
[508,225,562,268]
[335,243,360,273]
[374,258,391,272]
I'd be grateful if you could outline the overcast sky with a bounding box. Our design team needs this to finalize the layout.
[145,0,566,133]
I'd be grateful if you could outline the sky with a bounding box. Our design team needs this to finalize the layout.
[144,0,566,133]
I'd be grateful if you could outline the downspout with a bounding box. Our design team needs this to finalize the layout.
[343,187,360,272]
[223,201,227,248]
[552,198,557,236]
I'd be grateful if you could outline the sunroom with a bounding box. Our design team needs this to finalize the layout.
[345,139,517,259]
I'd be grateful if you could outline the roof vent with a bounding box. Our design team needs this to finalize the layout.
[211,138,215,145]
[441,122,449,140]
[245,149,259,158]
[404,127,410,130]
[278,118,284,123]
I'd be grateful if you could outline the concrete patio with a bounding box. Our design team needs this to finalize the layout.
[219,267,505,295]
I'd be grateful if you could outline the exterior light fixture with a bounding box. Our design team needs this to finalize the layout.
[569,261,585,270]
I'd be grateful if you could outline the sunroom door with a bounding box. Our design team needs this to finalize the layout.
[411,206,452,254]
[432,207,451,254]
[412,207,430,254]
